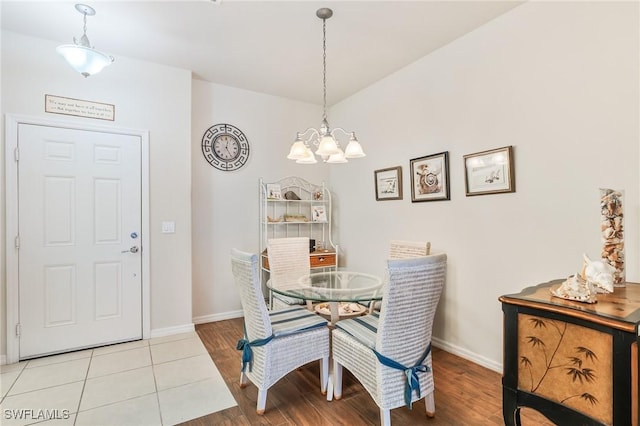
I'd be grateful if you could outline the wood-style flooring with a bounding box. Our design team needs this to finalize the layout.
[181,318,553,425]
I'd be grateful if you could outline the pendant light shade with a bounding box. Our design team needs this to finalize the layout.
[315,135,340,157]
[57,4,114,77]
[287,8,365,164]
[296,147,319,164]
[326,150,348,164]
[344,134,366,158]
[287,139,308,160]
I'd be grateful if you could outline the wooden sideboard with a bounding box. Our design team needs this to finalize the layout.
[500,280,640,425]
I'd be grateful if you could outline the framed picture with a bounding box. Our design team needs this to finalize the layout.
[374,166,402,201]
[410,152,450,202]
[463,145,515,196]
[266,184,281,200]
[311,205,327,222]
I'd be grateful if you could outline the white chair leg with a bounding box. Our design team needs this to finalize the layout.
[256,389,268,415]
[381,408,391,426]
[239,371,249,388]
[425,391,435,418]
[333,360,343,400]
[320,356,329,395]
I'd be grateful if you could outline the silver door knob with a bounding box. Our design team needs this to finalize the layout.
[121,246,139,254]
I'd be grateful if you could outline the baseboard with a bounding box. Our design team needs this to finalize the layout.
[150,323,195,339]
[0,354,6,366]
[192,310,244,324]
[432,336,503,374]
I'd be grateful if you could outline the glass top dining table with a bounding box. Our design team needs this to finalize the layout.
[267,270,383,324]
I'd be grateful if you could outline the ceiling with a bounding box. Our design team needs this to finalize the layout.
[1,0,524,105]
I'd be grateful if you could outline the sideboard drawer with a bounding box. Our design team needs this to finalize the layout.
[310,252,336,268]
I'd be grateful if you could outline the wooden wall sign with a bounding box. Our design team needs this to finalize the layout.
[45,94,115,121]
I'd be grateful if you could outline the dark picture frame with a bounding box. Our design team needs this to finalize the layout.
[463,146,515,196]
[410,152,450,202]
[374,166,403,201]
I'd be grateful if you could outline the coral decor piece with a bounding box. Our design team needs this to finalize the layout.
[600,188,624,286]
[551,254,615,304]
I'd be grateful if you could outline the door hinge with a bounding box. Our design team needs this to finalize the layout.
[15,235,20,249]
[14,146,19,162]
[16,323,21,337]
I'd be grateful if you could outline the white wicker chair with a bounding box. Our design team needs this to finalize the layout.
[332,253,447,425]
[366,240,431,313]
[267,237,312,310]
[230,248,330,414]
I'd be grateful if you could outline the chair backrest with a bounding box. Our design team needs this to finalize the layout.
[376,254,446,365]
[230,248,272,340]
[267,237,310,280]
[389,240,431,259]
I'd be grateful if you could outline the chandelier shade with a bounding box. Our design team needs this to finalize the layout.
[344,135,366,158]
[296,147,319,164]
[287,139,308,160]
[57,4,114,78]
[288,8,365,164]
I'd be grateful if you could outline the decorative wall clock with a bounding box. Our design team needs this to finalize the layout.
[201,123,250,171]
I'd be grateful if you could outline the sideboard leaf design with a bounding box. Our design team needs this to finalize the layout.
[517,313,612,424]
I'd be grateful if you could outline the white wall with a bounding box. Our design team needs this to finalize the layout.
[328,1,639,370]
[190,80,328,322]
[1,31,194,359]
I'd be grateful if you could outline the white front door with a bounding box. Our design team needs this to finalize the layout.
[17,123,142,359]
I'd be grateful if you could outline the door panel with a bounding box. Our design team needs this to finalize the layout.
[18,124,142,359]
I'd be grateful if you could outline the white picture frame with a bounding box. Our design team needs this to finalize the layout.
[266,183,282,199]
[311,205,327,222]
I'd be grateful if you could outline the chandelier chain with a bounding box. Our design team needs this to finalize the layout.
[83,12,88,36]
[322,17,327,122]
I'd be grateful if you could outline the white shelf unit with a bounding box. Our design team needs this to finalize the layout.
[259,176,338,292]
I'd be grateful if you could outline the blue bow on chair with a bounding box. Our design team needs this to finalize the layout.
[373,343,432,409]
[236,325,274,372]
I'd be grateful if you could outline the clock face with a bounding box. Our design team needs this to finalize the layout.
[201,124,250,171]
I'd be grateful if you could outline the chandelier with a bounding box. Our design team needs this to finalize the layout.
[287,8,365,164]
[56,4,114,78]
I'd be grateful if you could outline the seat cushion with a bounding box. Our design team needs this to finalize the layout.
[334,312,380,349]
[272,294,305,306]
[269,306,328,337]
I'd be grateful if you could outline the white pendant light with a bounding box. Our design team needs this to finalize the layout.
[56,4,114,78]
[287,8,366,164]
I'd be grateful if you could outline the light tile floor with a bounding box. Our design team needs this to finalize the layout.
[0,332,237,426]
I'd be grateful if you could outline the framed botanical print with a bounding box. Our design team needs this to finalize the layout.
[410,152,450,202]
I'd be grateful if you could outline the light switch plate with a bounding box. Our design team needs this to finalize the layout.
[162,221,175,233]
